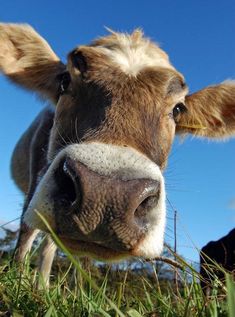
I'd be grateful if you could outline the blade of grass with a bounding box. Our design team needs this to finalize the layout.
[226,273,235,317]
[127,309,143,317]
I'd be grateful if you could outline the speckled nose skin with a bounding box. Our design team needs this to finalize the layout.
[54,159,160,252]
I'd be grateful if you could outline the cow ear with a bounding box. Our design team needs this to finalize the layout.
[176,81,235,138]
[0,23,66,103]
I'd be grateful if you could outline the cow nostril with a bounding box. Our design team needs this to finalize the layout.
[134,194,159,220]
[134,181,160,224]
[54,159,81,207]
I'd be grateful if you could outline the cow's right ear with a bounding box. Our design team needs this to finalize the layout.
[0,23,66,103]
[176,81,235,138]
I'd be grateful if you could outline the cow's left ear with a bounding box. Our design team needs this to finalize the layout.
[176,81,235,138]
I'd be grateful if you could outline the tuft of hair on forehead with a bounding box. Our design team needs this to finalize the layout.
[91,28,174,76]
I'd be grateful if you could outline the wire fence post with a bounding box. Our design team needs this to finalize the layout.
[174,209,179,290]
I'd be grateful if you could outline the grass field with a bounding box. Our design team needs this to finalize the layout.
[0,241,235,317]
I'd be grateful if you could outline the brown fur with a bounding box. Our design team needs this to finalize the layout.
[52,65,186,168]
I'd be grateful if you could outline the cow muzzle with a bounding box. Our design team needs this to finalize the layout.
[24,142,166,260]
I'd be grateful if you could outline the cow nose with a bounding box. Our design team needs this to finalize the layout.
[53,157,160,231]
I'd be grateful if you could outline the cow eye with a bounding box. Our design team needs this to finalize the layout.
[59,72,71,95]
[172,103,187,122]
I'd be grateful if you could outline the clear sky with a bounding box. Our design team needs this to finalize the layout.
[0,0,235,264]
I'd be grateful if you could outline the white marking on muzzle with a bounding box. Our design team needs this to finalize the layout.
[24,142,166,258]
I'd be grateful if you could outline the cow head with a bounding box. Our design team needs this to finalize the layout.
[1,24,235,260]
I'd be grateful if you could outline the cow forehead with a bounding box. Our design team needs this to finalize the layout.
[89,29,175,76]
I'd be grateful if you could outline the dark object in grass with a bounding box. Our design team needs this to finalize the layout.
[200,228,235,293]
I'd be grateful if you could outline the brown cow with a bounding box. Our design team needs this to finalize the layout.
[0,24,235,285]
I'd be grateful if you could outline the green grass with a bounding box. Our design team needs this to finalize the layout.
[0,218,234,316]
[0,250,234,317]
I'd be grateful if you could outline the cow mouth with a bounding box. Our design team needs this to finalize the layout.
[59,236,130,261]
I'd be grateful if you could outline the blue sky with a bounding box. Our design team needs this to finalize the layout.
[0,0,235,263]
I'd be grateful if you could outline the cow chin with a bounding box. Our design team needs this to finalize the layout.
[59,237,130,261]
[59,231,165,261]
[24,142,166,260]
